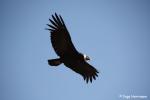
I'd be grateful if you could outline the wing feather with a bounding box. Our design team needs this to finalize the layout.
[47,24,57,30]
[49,18,58,27]
[52,15,60,26]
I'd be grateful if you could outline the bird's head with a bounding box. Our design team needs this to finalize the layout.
[83,54,90,61]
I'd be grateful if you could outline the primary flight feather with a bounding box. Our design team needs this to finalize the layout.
[47,13,99,83]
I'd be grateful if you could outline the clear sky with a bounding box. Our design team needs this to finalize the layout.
[1,0,150,100]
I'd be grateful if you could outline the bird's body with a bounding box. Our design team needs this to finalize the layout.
[47,13,99,83]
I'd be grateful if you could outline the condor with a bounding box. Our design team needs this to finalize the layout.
[47,13,99,83]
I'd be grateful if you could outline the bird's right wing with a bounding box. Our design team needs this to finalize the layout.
[72,61,99,83]
[47,13,78,57]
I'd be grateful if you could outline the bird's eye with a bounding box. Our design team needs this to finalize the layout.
[83,54,90,61]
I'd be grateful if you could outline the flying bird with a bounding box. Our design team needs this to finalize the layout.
[47,13,99,83]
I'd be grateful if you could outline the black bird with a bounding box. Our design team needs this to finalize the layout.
[47,13,99,83]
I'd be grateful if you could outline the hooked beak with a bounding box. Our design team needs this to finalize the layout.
[85,56,90,61]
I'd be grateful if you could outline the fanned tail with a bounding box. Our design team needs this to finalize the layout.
[48,58,62,66]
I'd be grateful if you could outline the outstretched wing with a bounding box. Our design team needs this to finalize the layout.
[47,13,78,57]
[72,61,99,83]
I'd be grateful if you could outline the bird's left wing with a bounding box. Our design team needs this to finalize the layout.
[46,13,78,57]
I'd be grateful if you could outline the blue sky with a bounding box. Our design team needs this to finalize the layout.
[1,0,150,100]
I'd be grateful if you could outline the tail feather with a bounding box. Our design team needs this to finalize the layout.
[48,58,62,66]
